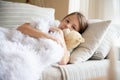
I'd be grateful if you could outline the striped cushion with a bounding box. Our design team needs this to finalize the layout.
[0,1,55,28]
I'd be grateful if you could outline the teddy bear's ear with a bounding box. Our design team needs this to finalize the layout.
[80,38,85,43]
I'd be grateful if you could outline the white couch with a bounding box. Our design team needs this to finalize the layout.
[0,1,120,80]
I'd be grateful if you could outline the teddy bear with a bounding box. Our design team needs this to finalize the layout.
[63,29,85,52]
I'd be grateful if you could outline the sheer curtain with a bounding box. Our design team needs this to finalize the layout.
[112,0,120,24]
[92,0,120,24]
[68,0,80,14]
[69,0,120,24]
[68,0,89,18]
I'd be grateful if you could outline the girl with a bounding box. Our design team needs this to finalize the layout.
[17,12,88,65]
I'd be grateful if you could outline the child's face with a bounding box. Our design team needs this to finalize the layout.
[58,14,80,32]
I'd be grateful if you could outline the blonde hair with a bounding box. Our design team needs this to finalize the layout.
[62,12,88,34]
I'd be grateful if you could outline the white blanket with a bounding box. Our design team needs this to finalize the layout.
[0,27,64,80]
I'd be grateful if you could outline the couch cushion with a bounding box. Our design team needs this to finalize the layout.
[70,20,111,63]
[0,0,55,28]
[91,24,120,59]
[90,28,112,59]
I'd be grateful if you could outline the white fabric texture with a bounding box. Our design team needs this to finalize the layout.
[0,39,42,80]
[59,60,109,80]
[41,60,112,80]
[29,18,60,33]
[0,0,55,28]
[42,65,62,80]
[70,20,111,63]
[0,23,64,80]
[91,24,120,59]
[42,60,120,80]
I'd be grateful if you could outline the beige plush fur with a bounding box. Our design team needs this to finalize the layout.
[63,29,85,52]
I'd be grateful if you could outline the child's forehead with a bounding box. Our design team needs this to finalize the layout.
[66,15,78,21]
[66,14,77,19]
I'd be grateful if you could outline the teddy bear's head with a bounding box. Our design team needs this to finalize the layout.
[63,29,85,52]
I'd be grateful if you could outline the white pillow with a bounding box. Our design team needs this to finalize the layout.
[69,20,111,63]
[0,0,55,28]
[90,24,120,59]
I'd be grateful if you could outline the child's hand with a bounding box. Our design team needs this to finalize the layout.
[51,36,63,46]
[50,27,64,38]
[50,27,66,48]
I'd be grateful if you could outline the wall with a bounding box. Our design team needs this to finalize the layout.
[44,0,69,20]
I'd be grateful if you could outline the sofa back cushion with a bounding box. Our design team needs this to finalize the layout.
[0,0,55,28]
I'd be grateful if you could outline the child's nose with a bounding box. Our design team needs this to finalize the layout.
[66,24,71,29]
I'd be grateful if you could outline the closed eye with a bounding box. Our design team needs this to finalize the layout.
[72,25,77,30]
[65,19,70,24]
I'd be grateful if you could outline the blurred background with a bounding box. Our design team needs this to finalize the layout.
[4,0,120,25]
